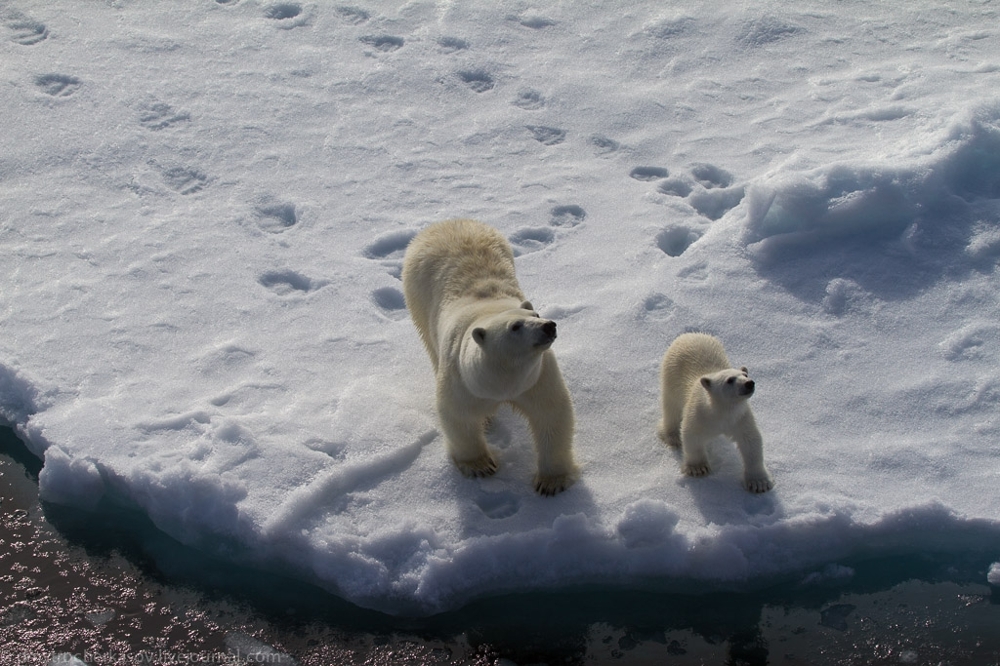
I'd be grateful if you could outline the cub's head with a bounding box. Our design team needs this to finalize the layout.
[699,367,755,401]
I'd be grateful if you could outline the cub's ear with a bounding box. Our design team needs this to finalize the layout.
[520,300,534,311]
[700,376,712,389]
[740,366,749,376]
[472,328,487,345]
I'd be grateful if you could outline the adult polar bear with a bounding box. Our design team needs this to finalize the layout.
[402,218,578,496]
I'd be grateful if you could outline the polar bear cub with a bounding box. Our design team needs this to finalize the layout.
[658,332,773,493]
[402,218,578,496]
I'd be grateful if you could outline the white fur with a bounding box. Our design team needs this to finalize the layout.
[402,218,578,495]
[657,332,773,493]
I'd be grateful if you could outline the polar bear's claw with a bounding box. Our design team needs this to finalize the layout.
[456,454,498,478]
[534,473,575,496]
[682,462,711,477]
[744,475,773,493]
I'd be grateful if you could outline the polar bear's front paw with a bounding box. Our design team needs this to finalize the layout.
[656,423,682,447]
[533,472,576,496]
[743,472,773,493]
[455,453,498,478]
[682,461,711,477]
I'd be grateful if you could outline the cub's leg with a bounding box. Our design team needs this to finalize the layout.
[658,375,683,447]
[731,415,773,493]
[679,419,712,477]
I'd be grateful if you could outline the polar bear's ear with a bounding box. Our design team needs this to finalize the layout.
[472,328,487,346]
[700,376,712,389]
[740,366,749,376]
[520,300,534,311]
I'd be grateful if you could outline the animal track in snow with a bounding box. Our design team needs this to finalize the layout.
[256,202,297,233]
[5,13,48,45]
[514,14,556,29]
[513,89,545,110]
[526,125,565,145]
[364,228,417,279]
[475,490,520,519]
[364,229,417,260]
[631,162,744,221]
[264,3,301,20]
[258,270,318,295]
[641,293,676,320]
[656,226,701,257]
[372,286,407,318]
[687,186,745,221]
[161,166,208,195]
[509,227,555,255]
[438,36,469,53]
[458,70,494,93]
[590,135,620,154]
[264,3,314,28]
[35,74,81,97]
[360,35,404,52]
[657,178,693,197]
[690,163,733,189]
[550,205,586,226]
[336,6,371,24]
[198,343,256,375]
[139,102,190,130]
[630,166,670,181]
[737,16,802,48]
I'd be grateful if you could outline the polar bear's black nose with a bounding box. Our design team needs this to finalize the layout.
[543,321,557,338]
[745,380,755,392]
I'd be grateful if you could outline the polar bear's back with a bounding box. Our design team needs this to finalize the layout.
[662,332,731,392]
[402,219,524,364]
[663,332,731,376]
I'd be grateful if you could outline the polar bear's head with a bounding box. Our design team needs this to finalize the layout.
[699,367,754,402]
[460,303,557,400]
[470,310,557,353]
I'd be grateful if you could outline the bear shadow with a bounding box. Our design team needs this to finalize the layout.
[669,438,785,527]
[453,406,600,535]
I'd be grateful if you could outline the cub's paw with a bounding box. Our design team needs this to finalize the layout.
[682,461,711,477]
[533,472,576,496]
[743,472,773,493]
[455,453,498,478]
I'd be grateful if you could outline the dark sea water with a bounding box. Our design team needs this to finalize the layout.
[2,424,999,666]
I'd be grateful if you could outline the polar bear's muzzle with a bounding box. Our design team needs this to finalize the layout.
[533,320,557,348]
[741,379,755,396]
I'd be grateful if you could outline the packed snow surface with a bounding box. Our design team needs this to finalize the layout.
[2,1,1000,614]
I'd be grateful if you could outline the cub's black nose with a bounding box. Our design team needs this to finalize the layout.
[745,380,755,391]
[543,321,557,337]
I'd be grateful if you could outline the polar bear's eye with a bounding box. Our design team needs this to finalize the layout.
[511,321,523,332]
[726,377,735,384]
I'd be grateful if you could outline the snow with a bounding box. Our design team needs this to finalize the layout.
[2,0,1000,615]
